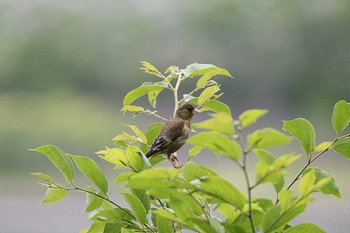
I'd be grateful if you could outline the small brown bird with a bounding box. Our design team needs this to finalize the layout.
[145,103,199,168]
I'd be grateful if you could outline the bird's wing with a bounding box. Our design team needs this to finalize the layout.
[146,118,185,157]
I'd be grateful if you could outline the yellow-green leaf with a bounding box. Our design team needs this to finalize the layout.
[196,67,233,87]
[125,124,148,144]
[31,172,55,184]
[121,105,145,113]
[123,85,165,106]
[192,112,233,135]
[198,85,220,107]
[30,145,74,183]
[332,100,350,134]
[189,146,203,157]
[239,109,268,128]
[299,170,316,196]
[188,132,242,160]
[42,187,68,204]
[69,155,108,194]
[247,128,292,149]
[314,141,333,152]
[122,193,147,224]
[140,61,163,78]
[333,137,350,159]
[283,118,316,155]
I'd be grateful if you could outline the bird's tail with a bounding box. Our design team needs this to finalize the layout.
[145,149,154,158]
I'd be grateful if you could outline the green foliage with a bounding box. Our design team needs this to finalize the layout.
[31,62,350,233]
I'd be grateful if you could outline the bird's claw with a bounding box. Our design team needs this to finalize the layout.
[169,153,182,169]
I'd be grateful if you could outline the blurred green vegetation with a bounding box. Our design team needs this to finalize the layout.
[1,0,350,175]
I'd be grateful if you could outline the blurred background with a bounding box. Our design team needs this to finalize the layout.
[1,0,349,232]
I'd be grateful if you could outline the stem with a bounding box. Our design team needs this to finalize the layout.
[69,183,134,218]
[280,133,350,203]
[173,71,183,116]
[66,183,156,232]
[266,195,310,233]
[235,125,256,233]
[145,110,167,121]
[178,85,203,105]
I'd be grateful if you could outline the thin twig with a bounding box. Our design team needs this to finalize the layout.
[178,85,203,105]
[279,133,350,203]
[235,124,256,233]
[144,110,168,121]
[173,71,183,117]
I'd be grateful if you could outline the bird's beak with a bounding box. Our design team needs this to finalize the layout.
[193,108,200,115]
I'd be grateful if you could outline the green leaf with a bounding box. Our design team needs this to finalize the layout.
[122,193,147,225]
[115,172,136,184]
[182,63,216,78]
[148,89,162,108]
[199,176,246,209]
[42,187,68,204]
[188,132,242,160]
[144,122,164,145]
[285,223,326,233]
[84,186,104,212]
[217,204,240,223]
[156,214,173,233]
[262,203,308,233]
[168,191,204,221]
[120,228,134,233]
[255,153,300,191]
[69,155,108,194]
[131,189,150,212]
[332,100,350,134]
[189,146,203,157]
[140,61,163,78]
[113,133,135,142]
[125,145,145,172]
[314,141,333,152]
[198,85,220,107]
[104,223,126,233]
[333,137,350,159]
[86,222,105,233]
[123,85,165,107]
[31,172,55,184]
[97,147,128,169]
[247,128,292,149]
[30,145,74,183]
[90,209,121,223]
[304,167,342,198]
[152,209,181,224]
[195,67,233,87]
[283,118,316,155]
[239,109,268,128]
[121,105,145,113]
[182,162,219,182]
[126,168,178,190]
[199,99,231,115]
[192,112,234,135]
[299,170,316,196]
[125,124,148,144]
[209,217,225,233]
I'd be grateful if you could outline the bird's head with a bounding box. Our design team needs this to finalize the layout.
[175,103,199,120]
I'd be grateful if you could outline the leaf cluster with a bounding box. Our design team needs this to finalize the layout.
[31,62,350,233]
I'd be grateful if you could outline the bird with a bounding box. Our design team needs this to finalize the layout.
[145,103,199,168]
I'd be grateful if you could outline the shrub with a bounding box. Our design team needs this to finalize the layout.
[31,62,350,233]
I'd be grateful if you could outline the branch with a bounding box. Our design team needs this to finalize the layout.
[281,132,350,201]
[144,110,168,121]
[235,123,256,233]
[173,71,183,117]
[178,85,203,105]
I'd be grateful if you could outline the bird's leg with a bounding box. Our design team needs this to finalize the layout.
[168,153,182,168]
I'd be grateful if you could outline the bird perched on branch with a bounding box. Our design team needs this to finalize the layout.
[145,103,199,168]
